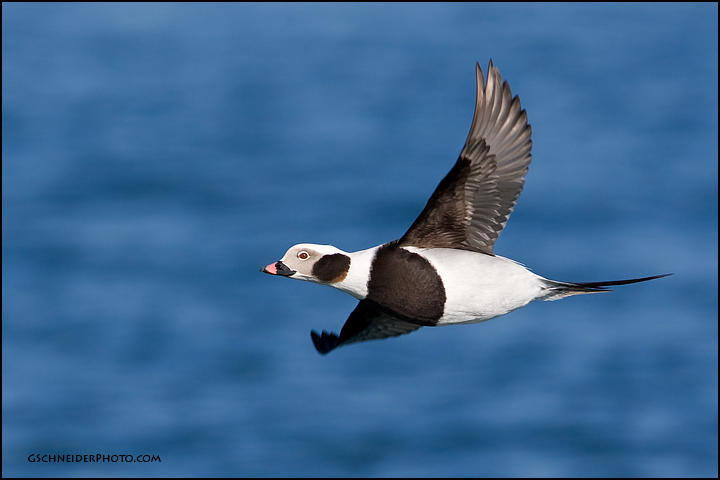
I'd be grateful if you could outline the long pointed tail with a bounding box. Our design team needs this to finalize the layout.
[541,273,672,301]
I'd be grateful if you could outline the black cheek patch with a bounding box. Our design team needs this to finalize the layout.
[312,253,351,283]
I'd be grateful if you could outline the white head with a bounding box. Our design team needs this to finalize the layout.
[262,244,351,284]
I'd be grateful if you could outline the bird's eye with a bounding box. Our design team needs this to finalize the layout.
[298,251,309,260]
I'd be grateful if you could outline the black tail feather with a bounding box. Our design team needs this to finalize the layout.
[572,273,673,290]
[542,273,671,300]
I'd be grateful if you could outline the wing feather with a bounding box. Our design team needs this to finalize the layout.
[310,300,422,354]
[400,61,532,255]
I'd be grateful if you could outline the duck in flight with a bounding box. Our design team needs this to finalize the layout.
[262,61,669,354]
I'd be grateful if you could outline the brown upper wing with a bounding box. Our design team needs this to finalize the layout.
[399,61,532,255]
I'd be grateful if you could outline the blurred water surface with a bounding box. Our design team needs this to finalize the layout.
[2,3,717,477]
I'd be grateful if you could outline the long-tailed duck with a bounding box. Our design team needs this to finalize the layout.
[262,61,669,354]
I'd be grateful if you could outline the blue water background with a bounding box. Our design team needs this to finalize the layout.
[3,3,717,477]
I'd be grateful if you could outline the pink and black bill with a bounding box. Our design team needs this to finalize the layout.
[261,261,295,277]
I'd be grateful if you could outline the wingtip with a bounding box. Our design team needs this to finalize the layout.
[310,330,341,355]
[475,62,484,86]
